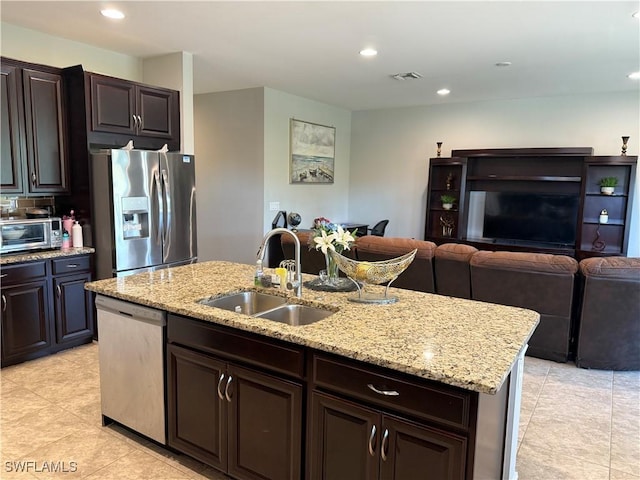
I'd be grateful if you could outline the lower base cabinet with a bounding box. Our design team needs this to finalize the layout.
[1,277,51,363]
[308,392,466,480]
[167,343,303,480]
[1,254,94,367]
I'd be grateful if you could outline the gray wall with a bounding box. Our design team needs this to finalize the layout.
[194,88,264,263]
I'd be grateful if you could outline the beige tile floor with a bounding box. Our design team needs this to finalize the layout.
[0,342,638,479]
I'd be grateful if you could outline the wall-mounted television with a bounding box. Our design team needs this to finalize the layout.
[482,192,580,247]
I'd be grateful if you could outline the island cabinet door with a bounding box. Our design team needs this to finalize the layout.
[308,392,379,480]
[227,363,303,480]
[167,344,228,471]
[379,416,466,480]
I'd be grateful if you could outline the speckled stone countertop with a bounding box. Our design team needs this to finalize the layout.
[85,260,539,395]
[1,247,95,265]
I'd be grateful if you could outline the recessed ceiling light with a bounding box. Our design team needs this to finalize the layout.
[628,72,640,80]
[359,48,378,57]
[101,8,125,19]
[437,89,451,96]
[495,61,512,67]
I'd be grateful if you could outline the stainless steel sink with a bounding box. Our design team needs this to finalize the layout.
[255,304,334,326]
[199,291,287,315]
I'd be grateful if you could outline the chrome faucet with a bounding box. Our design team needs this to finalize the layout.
[257,228,302,297]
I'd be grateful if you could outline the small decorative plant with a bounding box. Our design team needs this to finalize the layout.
[440,194,456,210]
[598,177,618,187]
[599,177,618,195]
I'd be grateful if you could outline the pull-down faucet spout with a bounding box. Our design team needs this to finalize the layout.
[257,228,302,297]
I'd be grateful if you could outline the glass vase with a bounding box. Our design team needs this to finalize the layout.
[324,252,340,285]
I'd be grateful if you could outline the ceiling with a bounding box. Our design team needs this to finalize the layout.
[1,1,639,111]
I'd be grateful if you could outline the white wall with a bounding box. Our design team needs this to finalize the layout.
[1,22,142,80]
[263,88,352,233]
[349,91,640,256]
[194,88,264,264]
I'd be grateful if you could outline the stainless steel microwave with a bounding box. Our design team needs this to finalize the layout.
[0,217,63,255]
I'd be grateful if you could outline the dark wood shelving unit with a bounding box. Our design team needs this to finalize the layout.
[424,147,637,259]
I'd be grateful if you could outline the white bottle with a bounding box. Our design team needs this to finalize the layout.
[72,221,83,248]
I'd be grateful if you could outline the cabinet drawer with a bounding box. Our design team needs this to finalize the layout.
[312,353,472,430]
[52,255,91,275]
[168,314,305,379]
[0,261,47,284]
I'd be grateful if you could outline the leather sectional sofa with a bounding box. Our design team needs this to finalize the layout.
[280,234,639,370]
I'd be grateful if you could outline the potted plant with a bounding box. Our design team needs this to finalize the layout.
[599,177,618,195]
[440,194,456,210]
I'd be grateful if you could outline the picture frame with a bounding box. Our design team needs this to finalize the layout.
[289,118,335,184]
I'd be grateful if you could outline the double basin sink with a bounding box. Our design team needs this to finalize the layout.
[198,291,334,326]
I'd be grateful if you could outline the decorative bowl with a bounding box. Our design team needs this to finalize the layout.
[328,249,417,304]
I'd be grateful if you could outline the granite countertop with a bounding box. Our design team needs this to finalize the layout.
[85,260,539,395]
[1,247,95,265]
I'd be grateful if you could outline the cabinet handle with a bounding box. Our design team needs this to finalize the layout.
[368,424,377,457]
[367,384,399,396]
[31,172,36,185]
[1,294,6,312]
[224,375,233,402]
[132,114,138,130]
[136,115,142,131]
[381,428,389,461]
[56,285,61,298]
[0,274,7,278]
[217,373,226,400]
[66,264,78,268]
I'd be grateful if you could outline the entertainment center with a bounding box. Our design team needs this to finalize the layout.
[424,147,637,259]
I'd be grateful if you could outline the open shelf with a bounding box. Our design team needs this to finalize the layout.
[467,175,581,182]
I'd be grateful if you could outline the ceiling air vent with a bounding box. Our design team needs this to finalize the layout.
[391,72,423,81]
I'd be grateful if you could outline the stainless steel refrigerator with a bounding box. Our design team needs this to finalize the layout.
[91,149,197,279]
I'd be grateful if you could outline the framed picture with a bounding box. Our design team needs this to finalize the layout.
[290,118,335,184]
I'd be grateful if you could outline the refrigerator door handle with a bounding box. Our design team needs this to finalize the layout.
[161,169,170,247]
[153,171,163,245]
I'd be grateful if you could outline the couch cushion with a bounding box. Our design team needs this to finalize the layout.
[356,236,436,259]
[470,250,578,275]
[435,243,478,261]
[579,257,640,280]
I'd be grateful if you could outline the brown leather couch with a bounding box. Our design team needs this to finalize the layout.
[434,243,478,299]
[575,257,640,370]
[470,251,579,362]
[354,236,436,293]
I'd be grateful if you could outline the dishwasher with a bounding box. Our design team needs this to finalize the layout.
[96,295,167,444]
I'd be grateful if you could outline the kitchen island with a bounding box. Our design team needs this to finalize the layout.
[86,260,539,480]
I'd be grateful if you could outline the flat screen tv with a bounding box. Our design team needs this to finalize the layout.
[483,192,579,247]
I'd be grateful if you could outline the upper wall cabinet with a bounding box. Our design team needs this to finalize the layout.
[86,73,180,151]
[1,58,69,195]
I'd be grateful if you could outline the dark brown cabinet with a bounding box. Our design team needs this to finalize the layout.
[167,317,303,480]
[52,256,94,345]
[308,353,469,480]
[424,147,637,258]
[578,156,637,257]
[0,58,69,195]
[87,73,180,149]
[1,62,25,194]
[0,254,94,367]
[1,261,51,365]
[309,392,466,480]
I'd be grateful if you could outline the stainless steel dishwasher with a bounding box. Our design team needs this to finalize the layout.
[96,295,167,444]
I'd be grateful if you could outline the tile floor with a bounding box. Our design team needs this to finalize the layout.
[0,342,638,479]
